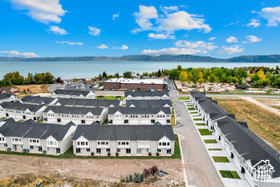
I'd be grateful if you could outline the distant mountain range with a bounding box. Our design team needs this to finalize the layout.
[1,54,280,62]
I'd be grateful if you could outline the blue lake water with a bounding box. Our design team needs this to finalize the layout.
[0,61,279,79]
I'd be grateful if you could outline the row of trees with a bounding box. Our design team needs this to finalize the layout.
[0,71,60,87]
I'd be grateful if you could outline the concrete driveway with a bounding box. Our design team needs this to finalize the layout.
[168,79,224,187]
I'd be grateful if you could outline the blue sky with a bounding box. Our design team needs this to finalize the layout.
[0,0,280,58]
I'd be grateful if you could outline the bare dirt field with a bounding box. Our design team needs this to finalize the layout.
[214,97,280,152]
[255,97,280,110]
[0,154,184,186]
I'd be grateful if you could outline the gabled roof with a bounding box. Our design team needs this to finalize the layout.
[20,96,56,105]
[54,98,120,108]
[0,120,74,141]
[190,91,207,100]
[126,100,172,108]
[125,91,169,97]
[53,89,94,96]
[0,101,44,112]
[108,107,171,115]
[217,116,280,178]
[198,99,228,120]
[72,124,175,141]
[0,93,15,100]
[43,106,104,115]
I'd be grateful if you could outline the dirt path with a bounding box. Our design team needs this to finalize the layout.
[241,97,280,116]
[0,154,183,184]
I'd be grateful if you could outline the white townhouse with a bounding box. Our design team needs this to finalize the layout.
[0,119,76,155]
[0,102,46,121]
[20,96,57,106]
[72,123,175,156]
[52,89,95,99]
[52,98,122,108]
[126,100,172,108]
[108,107,171,125]
[0,94,17,104]
[190,91,208,108]
[125,91,170,100]
[43,106,107,125]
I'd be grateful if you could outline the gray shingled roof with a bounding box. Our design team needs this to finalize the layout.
[53,89,94,96]
[72,124,175,141]
[126,100,172,108]
[0,102,44,112]
[217,116,280,178]
[54,98,120,108]
[20,96,56,105]
[198,99,228,120]
[125,91,169,97]
[0,120,74,141]
[43,106,104,115]
[108,107,171,115]
[190,91,207,100]
[0,93,15,100]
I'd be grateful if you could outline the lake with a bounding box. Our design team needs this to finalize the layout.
[0,61,279,79]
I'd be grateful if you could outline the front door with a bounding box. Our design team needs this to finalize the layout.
[56,148,61,154]
[13,144,17,151]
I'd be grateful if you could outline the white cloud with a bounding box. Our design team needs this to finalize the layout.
[119,45,129,50]
[132,5,211,33]
[49,25,67,35]
[112,13,119,20]
[148,33,175,40]
[132,5,158,33]
[96,44,108,49]
[261,6,280,26]
[142,48,202,56]
[209,37,216,41]
[0,50,38,58]
[226,36,238,43]
[175,40,217,51]
[55,41,83,45]
[160,6,179,15]
[247,19,261,27]
[88,26,101,36]
[9,0,67,24]
[246,35,262,43]
[218,45,244,54]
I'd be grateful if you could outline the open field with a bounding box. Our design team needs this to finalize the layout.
[16,84,51,98]
[214,98,280,152]
[255,98,280,110]
[0,154,184,185]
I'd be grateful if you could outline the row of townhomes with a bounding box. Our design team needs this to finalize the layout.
[0,119,175,156]
[51,89,95,99]
[108,107,171,125]
[125,91,170,100]
[0,119,76,155]
[0,93,17,104]
[190,91,280,187]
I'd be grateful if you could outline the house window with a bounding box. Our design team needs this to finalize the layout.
[38,146,42,152]
[126,149,131,154]
[81,120,85,124]
[106,148,110,152]
[30,146,34,149]
[118,142,120,145]
[147,148,151,153]
[4,144,7,147]
[117,148,121,152]
[137,149,141,154]
[167,149,171,154]
[157,149,161,152]
[124,120,129,123]
[76,148,81,153]
[151,120,155,123]
[86,148,90,152]
[96,148,101,154]
[166,119,170,123]
[57,118,61,123]
[126,142,129,145]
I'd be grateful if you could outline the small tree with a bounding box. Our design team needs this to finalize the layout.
[151,165,159,176]
[140,174,144,182]
[129,174,133,182]
[177,65,182,70]
[125,176,129,183]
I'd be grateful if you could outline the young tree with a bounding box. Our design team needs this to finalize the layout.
[102,71,107,78]
[209,74,216,83]
[179,71,187,82]
[177,65,182,70]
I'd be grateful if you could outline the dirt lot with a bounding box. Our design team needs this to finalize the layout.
[255,97,280,110]
[214,97,280,152]
[16,85,51,98]
[0,154,184,186]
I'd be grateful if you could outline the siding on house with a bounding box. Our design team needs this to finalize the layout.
[72,123,175,156]
[125,91,170,100]
[0,94,17,104]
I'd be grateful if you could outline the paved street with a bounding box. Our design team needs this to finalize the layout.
[168,79,224,187]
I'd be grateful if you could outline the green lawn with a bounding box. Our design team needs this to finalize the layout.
[190,112,198,114]
[219,170,241,179]
[193,118,203,121]
[0,117,7,120]
[199,129,213,136]
[187,108,195,111]
[0,135,181,159]
[17,120,25,122]
[96,96,125,100]
[212,156,230,163]
[196,123,206,126]
[170,100,174,104]
[172,108,175,115]
[208,148,222,151]
[204,139,217,144]
[178,97,190,100]
[37,119,44,123]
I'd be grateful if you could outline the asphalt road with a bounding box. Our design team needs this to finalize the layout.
[168,79,224,187]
